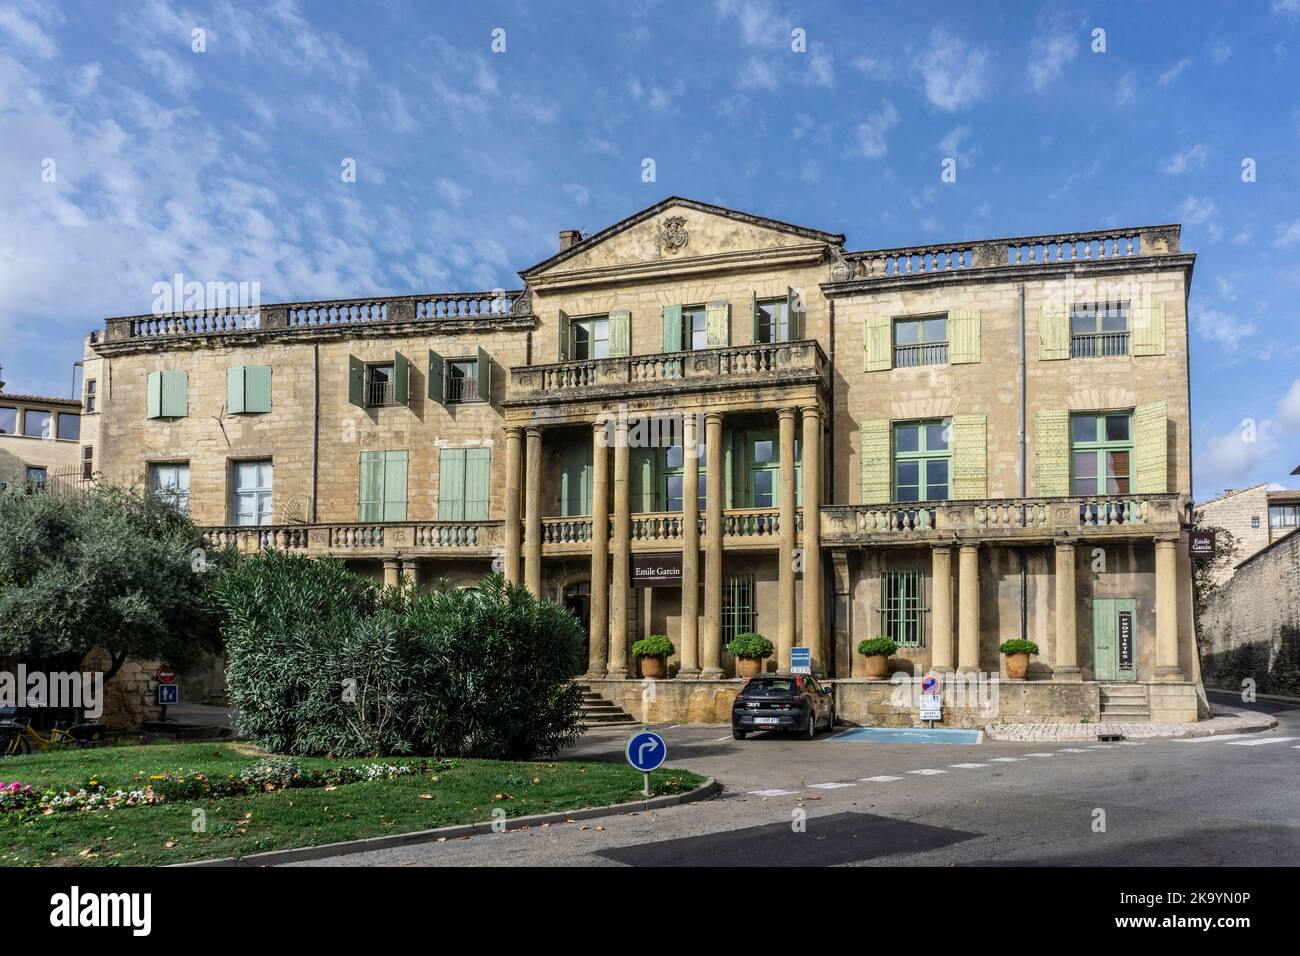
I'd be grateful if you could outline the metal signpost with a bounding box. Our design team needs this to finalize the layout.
[625,730,667,797]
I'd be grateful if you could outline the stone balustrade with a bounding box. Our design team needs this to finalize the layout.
[201,520,504,557]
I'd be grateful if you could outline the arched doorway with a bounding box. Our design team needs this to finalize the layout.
[563,581,591,675]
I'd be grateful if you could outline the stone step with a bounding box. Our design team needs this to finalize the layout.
[1099,705,1152,718]
[1100,685,1148,698]
[580,711,638,725]
[574,683,638,727]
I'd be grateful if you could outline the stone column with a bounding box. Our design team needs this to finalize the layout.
[777,406,797,671]
[382,558,401,589]
[930,545,954,671]
[957,544,980,671]
[399,559,417,590]
[524,426,543,596]
[1155,535,1180,680]
[609,418,631,679]
[679,412,701,678]
[503,426,523,584]
[800,406,823,671]
[701,412,724,678]
[1054,540,1081,680]
[587,420,610,678]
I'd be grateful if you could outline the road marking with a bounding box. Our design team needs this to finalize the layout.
[748,789,799,797]
[1088,745,1114,749]
[1058,748,1090,753]
[908,768,946,775]
[949,762,989,769]
[716,735,736,741]
[989,757,1023,762]
[860,775,902,782]
[1174,734,1251,743]
[807,782,855,789]
[1225,736,1298,747]
[1024,752,1056,757]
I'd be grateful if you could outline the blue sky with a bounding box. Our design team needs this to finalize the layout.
[1,0,1298,498]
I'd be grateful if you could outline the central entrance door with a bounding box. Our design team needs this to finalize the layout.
[563,582,591,676]
[1092,598,1138,681]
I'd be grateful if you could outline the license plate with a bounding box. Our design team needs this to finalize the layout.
[754,717,780,725]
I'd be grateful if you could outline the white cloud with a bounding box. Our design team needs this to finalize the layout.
[1273,219,1300,246]
[715,0,785,46]
[1027,25,1079,92]
[1115,71,1137,107]
[1179,195,1221,239]
[939,124,975,166]
[562,182,591,207]
[1160,144,1210,175]
[0,0,59,59]
[1207,40,1232,64]
[377,85,417,134]
[1280,379,1300,429]
[852,100,900,159]
[915,28,991,110]
[436,179,468,207]
[1200,420,1282,490]
[738,57,779,91]
[1195,306,1257,350]
[136,49,196,96]
[1158,58,1192,86]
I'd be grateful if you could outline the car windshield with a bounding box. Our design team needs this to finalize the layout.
[744,678,797,694]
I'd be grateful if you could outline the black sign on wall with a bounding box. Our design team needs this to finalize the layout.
[1189,530,1216,559]
[1117,610,1135,672]
[631,553,683,587]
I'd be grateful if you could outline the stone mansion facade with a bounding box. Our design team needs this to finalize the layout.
[81,197,1200,725]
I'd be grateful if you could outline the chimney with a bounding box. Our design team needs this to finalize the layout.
[0,365,5,392]
[559,229,583,251]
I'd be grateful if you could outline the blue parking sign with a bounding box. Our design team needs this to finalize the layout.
[158,684,179,705]
[625,731,667,772]
[790,647,812,674]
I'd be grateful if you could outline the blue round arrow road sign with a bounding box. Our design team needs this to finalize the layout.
[625,731,667,773]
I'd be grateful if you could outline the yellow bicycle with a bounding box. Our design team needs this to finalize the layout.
[0,716,104,755]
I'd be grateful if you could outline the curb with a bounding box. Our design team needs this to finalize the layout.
[985,710,1278,742]
[171,776,721,868]
[1206,687,1300,705]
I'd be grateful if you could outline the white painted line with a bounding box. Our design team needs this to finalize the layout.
[860,775,902,782]
[1058,748,1090,753]
[1024,752,1056,757]
[807,782,856,789]
[665,724,682,730]
[1225,736,1298,747]
[716,735,736,741]
[1088,745,1114,749]
[1115,741,1144,746]
[949,762,989,769]
[748,789,799,797]
[989,757,1023,762]
[976,730,985,744]
[908,768,946,775]
[1174,734,1251,743]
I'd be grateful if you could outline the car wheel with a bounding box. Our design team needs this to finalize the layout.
[826,703,835,732]
[732,729,747,740]
[805,710,817,739]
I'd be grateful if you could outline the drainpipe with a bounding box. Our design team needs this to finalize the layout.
[311,343,320,523]
[1018,284,1027,640]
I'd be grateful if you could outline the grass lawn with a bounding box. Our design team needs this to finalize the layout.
[0,742,705,867]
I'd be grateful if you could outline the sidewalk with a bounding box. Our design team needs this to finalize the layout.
[985,707,1278,741]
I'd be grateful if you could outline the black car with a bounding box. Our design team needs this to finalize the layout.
[732,675,835,740]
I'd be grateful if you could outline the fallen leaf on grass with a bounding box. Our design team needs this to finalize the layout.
[419,794,433,800]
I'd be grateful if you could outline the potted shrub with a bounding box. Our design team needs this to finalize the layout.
[726,632,774,678]
[999,639,1039,680]
[856,636,897,679]
[632,635,675,679]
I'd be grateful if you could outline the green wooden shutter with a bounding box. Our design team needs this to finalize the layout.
[662,304,682,352]
[608,310,631,357]
[160,370,187,418]
[476,346,491,402]
[560,443,593,516]
[1134,400,1168,493]
[1131,300,1166,356]
[348,355,365,407]
[227,366,246,414]
[705,300,730,346]
[383,451,408,521]
[864,315,891,371]
[393,352,410,405]
[949,308,981,364]
[146,371,162,419]
[859,420,891,503]
[359,451,386,521]
[1092,598,1117,681]
[427,350,445,404]
[245,365,272,412]
[630,447,655,512]
[751,292,760,343]
[438,448,466,520]
[787,287,802,339]
[464,448,490,520]
[558,310,571,361]
[1039,302,1069,360]
[950,414,987,499]
[1034,410,1070,496]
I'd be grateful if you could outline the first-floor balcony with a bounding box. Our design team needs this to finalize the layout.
[540,506,801,555]
[201,520,504,558]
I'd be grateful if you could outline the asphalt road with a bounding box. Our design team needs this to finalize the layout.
[291,690,1300,867]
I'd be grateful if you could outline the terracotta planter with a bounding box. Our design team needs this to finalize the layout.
[1004,652,1030,680]
[864,654,890,679]
[640,655,667,679]
[737,656,764,679]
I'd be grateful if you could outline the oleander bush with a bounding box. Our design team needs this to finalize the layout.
[214,554,585,759]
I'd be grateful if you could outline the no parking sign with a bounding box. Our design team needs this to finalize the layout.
[920,675,942,722]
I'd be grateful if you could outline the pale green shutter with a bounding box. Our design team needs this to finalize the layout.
[1131,300,1166,356]
[160,371,187,418]
[348,356,365,407]
[558,310,571,361]
[608,310,631,357]
[1039,302,1069,360]
[427,350,445,404]
[393,352,410,405]
[950,414,987,499]
[705,300,730,346]
[464,448,490,520]
[864,315,891,371]
[245,365,271,412]
[383,451,408,521]
[476,346,491,402]
[787,287,802,339]
[751,292,760,343]
[438,448,466,520]
[359,452,386,521]
[1034,410,1070,496]
[859,420,891,503]
[227,366,246,414]
[662,304,682,352]
[1134,401,1168,493]
[147,371,162,419]
[949,308,981,364]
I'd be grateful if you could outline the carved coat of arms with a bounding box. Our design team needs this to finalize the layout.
[661,216,689,253]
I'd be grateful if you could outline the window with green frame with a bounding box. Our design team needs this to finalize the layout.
[570,314,610,360]
[754,298,791,343]
[746,432,778,507]
[681,306,709,350]
[659,441,707,512]
[879,570,925,647]
[722,574,755,644]
[1069,412,1132,495]
[892,420,950,502]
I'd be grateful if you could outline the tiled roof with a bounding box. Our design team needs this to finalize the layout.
[0,392,81,409]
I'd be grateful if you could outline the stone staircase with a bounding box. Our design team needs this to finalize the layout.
[1098,683,1151,721]
[576,683,638,727]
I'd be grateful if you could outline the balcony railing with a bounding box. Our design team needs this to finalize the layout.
[201,520,503,556]
[539,508,802,553]
[444,375,477,404]
[893,342,948,368]
[1070,331,1130,358]
[366,380,395,407]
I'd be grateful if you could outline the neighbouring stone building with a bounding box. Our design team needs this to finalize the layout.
[1195,482,1300,586]
[81,197,1202,726]
[0,367,84,491]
